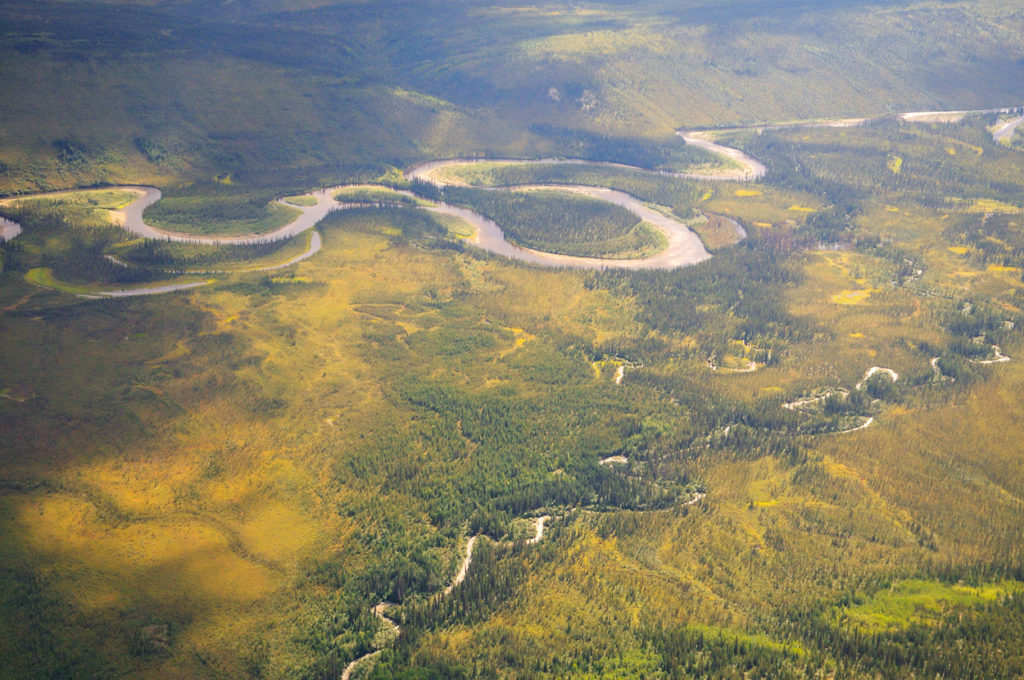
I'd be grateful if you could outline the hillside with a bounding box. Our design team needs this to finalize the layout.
[1,0,1023,193]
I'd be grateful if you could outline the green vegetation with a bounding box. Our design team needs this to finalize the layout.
[5,111,1024,680]
[333,186,427,207]
[283,195,318,207]
[525,125,718,171]
[3,0,1024,194]
[439,187,666,258]
[0,194,165,287]
[431,161,706,219]
[143,184,302,236]
[5,111,1024,676]
[1,189,139,219]
[3,0,1024,678]
[113,234,307,271]
[24,267,94,295]
[833,578,1024,632]
[2,189,139,211]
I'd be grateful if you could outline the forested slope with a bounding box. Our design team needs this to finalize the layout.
[1,0,1023,196]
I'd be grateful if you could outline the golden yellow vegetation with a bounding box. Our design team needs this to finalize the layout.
[832,289,878,305]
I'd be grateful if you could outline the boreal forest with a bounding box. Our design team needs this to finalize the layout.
[2,1,1024,678]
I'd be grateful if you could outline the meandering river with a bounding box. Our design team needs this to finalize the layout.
[1,105,1019,290]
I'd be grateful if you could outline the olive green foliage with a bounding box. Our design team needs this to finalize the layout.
[527,125,714,171]
[3,1,1024,679]
[0,198,162,285]
[436,161,706,221]
[3,0,1024,193]
[5,114,1024,680]
[443,187,662,258]
[116,238,296,269]
[142,183,300,236]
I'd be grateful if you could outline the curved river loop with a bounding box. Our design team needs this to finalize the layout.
[1,104,1019,297]
[0,116,768,297]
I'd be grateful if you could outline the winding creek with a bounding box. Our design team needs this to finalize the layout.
[341,513,554,679]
